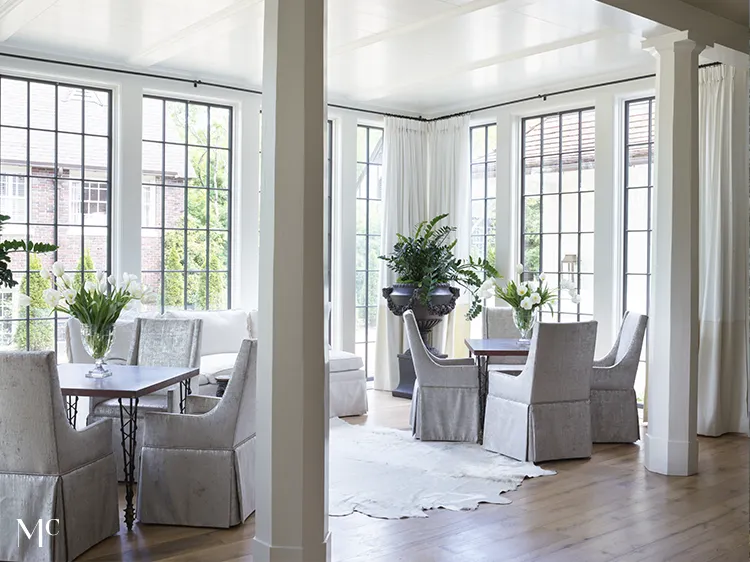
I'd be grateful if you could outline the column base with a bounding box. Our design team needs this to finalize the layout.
[644,433,699,476]
[253,532,331,562]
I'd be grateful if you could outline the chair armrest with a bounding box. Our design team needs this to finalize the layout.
[59,418,113,473]
[142,411,230,450]
[488,370,529,404]
[433,357,476,367]
[593,358,613,368]
[186,395,221,415]
[592,365,631,391]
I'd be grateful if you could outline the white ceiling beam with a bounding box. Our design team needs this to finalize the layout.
[361,29,616,102]
[330,0,531,56]
[595,0,749,54]
[0,0,60,42]
[129,0,262,67]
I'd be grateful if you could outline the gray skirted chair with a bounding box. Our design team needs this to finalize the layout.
[591,311,648,443]
[483,306,527,372]
[137,339,257,528]
[86,317,202,480]
[483,321,598,462]
[403,310,480,442]
[0,352,118,562]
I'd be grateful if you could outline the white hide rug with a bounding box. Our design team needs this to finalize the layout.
[329,419,555,519]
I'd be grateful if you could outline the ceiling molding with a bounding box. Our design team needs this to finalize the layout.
[129,0,262,67]
[0,0,59,42]
[361,28,617,102]
[330,0,529,56]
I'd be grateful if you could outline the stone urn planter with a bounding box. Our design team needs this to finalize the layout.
[382,283,460,398]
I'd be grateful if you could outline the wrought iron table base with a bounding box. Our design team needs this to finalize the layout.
[477,356,489,444]
[118,397,139,532]
[178,379,191,413]
[65,396,79,427]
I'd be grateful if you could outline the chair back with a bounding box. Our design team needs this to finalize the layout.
[66,317,136,364]
[614,312,648,366]
[212,339,257,447]
[526,321,598,403]
[0,352,70,474]
[483,307,517,339]
[128,317,202,368]
[403,310,434,380]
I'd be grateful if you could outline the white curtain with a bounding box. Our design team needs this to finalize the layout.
[697,64,750,436]
[373,117,429,390]
[428,116,471,358]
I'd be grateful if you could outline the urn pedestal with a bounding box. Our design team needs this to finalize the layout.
[382,283,459,399]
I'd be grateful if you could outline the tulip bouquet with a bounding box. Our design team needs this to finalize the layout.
[43,263,156,377]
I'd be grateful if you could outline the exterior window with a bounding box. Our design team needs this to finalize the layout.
[70,180,107,225]
[521,108,595,322]
[0,77,111,358]
[355,125,383,377]
[624,97,654,403]
[470,124,497,263]
[141,97,233,312]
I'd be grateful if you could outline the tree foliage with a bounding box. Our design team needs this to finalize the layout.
[14,254,53,350]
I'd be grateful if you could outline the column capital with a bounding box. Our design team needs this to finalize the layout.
[642,30,706,56]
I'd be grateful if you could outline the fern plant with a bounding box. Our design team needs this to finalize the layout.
[379,213,498,320]
[0,214,58,289]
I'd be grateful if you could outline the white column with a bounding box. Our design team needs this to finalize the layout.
[593,93,617,356]
[334,113,357,352]
[114,78,143,280]
[253,0,330,560]
[494,110,515,282]
[642,31,705,476]
[235,96,261,311]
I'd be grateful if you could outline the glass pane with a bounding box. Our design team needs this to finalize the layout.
[186,230,207,270]
[368,200,381,236]
[560,193,578,233]
[210,107,230,148]
[355,272,366,306]
[523,196,540,233]
[27,319,55,350]
[188,147,208,187]
[210,149,230,189]
[627,146,650,187]
[141,271,162,311]
[368,273,379,306]
[143,97,164,141]
[84,90,109,136]
[625,274,648,314]
[523,118,541,157]
[541,195,559,233]
[560,234,578,272]
[486,199,496,235]
[542,116,559,155]
[187,188,207,229]
[58,133,82,178]
[209,232,229,270]
[209,189,229,229]
[369,128,383,164]
[141,228,163,271]
[487,161,496,199]
[367,236,380,271]
[2,176,28,223]
[523,157,541,195]
[142,141,163,182]
[164,272,185,309]
[471,127,486,161]
[356,235,366,270]
[356,127,367,162]
[580,151,595,190]
[164,187,185,228]
[561,156,579,192]
[186,272,207,310]
[627,101,651,145]
[208,272,228,310]
[471,236,484,260]
[580,110,596,151]
[356,200,367,234]
[165,144,186,184]
[369,164,382,200]
[2,127,27,175]
[163,231,184,271]
[355,308,366,343]
[188,104,208,145]
[627,232,649,274]
[2,78,27,127]
[541,156,559,194]
[471,200,485,235]
[58,87,83,133]
[541,234,559,274]
[561,112,579,152]
[471,163,485,199]
[580,233,594,273]
[580,192,594,232]
[84,227,108,272]
[627,188,650,231]
[487,125,497,159]
[142,185,162,227]
[29,82,55,130]
[523,235,540,272]
[579,273,593,315]
[165,101,186,143]
[84,136,108,181]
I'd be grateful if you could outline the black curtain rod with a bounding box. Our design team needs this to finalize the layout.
[0,51,723,122]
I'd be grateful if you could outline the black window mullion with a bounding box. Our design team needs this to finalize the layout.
[160,99,167,313]
[183,101,189,309]
[205,105,211,310]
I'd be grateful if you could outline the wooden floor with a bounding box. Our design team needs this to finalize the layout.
[79,390,749,562]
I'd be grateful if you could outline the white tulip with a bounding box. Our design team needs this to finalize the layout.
[51,261,65,278]
[515,263,524,275]
[98,281,108,294]
[39,269,51,280]
[517,283,528,297]
[560,278,573,291]
[538,272,547,282]
[520,296,533,310]
[530,293,541,305]
[63,289,77,305]
[95,271,106,283]
[572,293,581,305]
[84,280,97,293]
[43,288,62,309]
[17,293,31,307]
[107,274,117,287]
[60,273,74,289]
[527,281,538,293]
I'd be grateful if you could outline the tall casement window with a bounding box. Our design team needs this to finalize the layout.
[0,77,111,359]
[355,124,383,377]
[470,124,497,263]
[141,97,232,312]
[324,120,334,308]
[624,97,654,402]
[521,108,595,322]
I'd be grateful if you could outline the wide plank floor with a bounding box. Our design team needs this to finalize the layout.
[79,390,748,562]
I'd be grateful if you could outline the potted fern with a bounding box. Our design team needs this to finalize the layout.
[0,214,57,291]
[379,214,497,397]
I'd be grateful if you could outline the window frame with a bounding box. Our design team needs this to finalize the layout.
[470,123,497,263]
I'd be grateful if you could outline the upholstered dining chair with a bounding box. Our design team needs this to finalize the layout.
[86,317,202,480]
[483,321,598,462]
[591,312,648,443]
[403,310,480,442]
[137,339,257,528]
[0,352,118,562]
[483,306,527,369]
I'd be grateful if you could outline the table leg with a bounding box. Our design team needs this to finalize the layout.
[477,356,489,444]
[179,379,192,413]
[118,397,139,532]
[64,396,79,428]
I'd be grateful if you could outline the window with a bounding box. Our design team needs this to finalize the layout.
[0,76,112,358]
[141,97,232,312]
[521,108,595,322]
[470,124,497,263]
[356,125,383,377]
[624,98,654,403]
[324,120,334,309]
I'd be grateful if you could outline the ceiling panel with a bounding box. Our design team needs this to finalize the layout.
[0,0,673,116]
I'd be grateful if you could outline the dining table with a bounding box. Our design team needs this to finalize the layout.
[57,364,199,532]
[464,338,530,442]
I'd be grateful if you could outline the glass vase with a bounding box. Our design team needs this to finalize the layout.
[80,323,115,378]
[512,307,537,347]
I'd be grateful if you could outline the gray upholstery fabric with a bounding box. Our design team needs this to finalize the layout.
[483,307,527,365]
[483,321,598,462]
[591,312,648,443]
[403,310,479,442]
[0,352,118,562]
[87,317,203,481]
[137,339,257,528]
